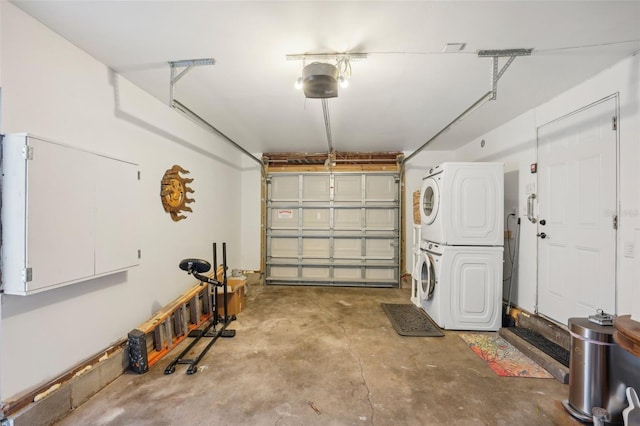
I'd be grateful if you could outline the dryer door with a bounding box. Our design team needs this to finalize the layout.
[419,252,436,302]
[420,178,439,225]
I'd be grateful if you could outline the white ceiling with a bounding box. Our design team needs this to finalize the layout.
[12,1,640,155]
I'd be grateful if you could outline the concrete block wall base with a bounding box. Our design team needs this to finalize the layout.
[2,345,128,426]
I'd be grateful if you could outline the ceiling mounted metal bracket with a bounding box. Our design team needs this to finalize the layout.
[402,48,533,166]
[169,58,215,105]
[477,49,533,58]
[478,48,533,100]
[167,57,264,174]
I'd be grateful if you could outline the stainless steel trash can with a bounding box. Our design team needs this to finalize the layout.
[563,317,627,424]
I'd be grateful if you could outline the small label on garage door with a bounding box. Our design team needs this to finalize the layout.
[277,209,293,219]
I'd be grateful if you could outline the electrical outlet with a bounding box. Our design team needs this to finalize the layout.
[624,241,635,258]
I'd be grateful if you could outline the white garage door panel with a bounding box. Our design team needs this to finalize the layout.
[302,238,330,258]
[334,239,361,258]
[334,175,362,201]
[302,267,330,279]
[365,175,396,201]
[366,209,396,230]
[366,268,395,280]
[270,175,299,200]
[333,268,360,279]
[270,208,299,229]
[266,172,400,287]
[302,175,330,200]
[334,209,361,229]
[366,239,395,259]
[270,238,298,258]
[302,209,330,228]
[270,266,298,278]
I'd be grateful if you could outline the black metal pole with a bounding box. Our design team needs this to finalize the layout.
[223,242,228,322]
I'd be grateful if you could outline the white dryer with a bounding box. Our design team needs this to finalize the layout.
[418,240,503,331]
[420,162,504,246]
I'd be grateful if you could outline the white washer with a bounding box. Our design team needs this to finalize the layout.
[420,162,504,246]
[415,248,438,317]
[418,240,503,331]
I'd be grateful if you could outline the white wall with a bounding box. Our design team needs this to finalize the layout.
[455,53,640,320]
[240,155,263,271]
[0,3,248,400]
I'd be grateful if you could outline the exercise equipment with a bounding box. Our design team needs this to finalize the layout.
[164,242,236,375]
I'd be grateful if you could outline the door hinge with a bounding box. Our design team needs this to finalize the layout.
[22,145,33,160]
[22,267,33,283]
[612,116,617,131]
[613,215,618,230]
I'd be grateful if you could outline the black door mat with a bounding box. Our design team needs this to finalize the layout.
[509,327,570,367]
[381,303,444,337]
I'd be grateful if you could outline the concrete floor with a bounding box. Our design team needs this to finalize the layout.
[56,280,580,426]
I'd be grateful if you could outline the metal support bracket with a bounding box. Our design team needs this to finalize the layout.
[479,48,533,100]
[402,48,533,165]
[167,58,265,175]
[169,58,215,107]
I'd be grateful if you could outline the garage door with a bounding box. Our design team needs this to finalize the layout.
[266,172,400,287]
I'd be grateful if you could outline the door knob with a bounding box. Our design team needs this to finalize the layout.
[537,232,547,239]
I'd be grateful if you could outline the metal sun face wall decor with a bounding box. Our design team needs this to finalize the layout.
[160,165,195,221]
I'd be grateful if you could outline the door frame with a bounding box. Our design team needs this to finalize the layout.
[534,93,620,321]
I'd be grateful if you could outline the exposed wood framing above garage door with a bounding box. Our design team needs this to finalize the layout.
[263,151,403,169]
[262,152,404,288]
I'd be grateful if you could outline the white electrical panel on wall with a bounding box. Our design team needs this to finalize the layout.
[1,133,140,295]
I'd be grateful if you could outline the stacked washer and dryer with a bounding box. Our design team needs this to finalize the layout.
[413,162,504,331]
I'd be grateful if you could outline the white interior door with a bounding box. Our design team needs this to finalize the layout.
[537,97,617,326]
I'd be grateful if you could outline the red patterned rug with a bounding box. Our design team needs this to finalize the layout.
[459,333,553,378]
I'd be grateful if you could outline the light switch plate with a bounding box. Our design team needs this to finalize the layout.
[624,241,635,258]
